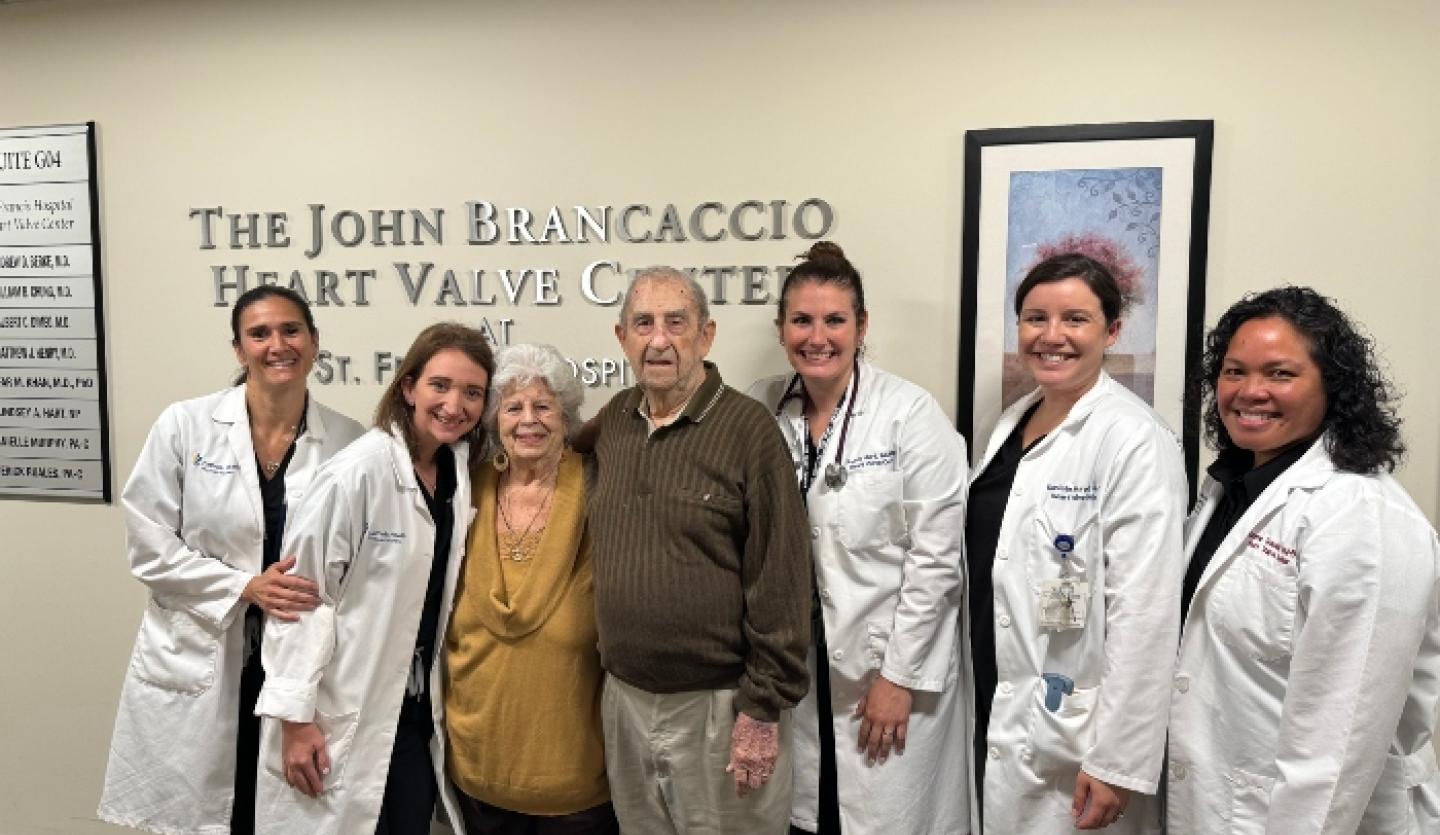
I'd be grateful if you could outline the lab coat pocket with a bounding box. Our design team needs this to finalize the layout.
[260,708,362,794]
[1227,768,1275,834]
[129,597,220,695]
[1024,680,1098,777]
[1211,552,1296,662]
[838,470,904,551]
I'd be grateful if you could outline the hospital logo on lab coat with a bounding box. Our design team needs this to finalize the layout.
[191,453,240,475]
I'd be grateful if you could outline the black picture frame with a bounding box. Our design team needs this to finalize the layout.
[959,119,1213,496]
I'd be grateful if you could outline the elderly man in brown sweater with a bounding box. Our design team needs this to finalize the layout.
[587,266,811,834]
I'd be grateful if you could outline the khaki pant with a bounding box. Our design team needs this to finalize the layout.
[601,675,793,835]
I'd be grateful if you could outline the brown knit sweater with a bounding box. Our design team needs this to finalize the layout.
[589,362,811,721]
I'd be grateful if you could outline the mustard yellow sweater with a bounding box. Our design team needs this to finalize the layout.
[445,450,608,814]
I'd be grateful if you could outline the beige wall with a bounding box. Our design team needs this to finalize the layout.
[1,0,1436,832]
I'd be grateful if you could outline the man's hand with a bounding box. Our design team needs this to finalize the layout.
[725,712,779,797]
[281,720,330,797]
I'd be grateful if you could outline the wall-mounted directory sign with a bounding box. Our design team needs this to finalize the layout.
[0,122,110,501]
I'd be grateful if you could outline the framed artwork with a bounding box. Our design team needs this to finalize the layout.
[958,119,1213,490]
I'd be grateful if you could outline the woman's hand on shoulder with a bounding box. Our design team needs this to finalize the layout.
[280,720,330,798]
[854,674,912,764]
[242,555,319,621]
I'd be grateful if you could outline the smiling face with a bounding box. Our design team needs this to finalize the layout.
[232,297,317,389]
[402,348,490,456]
[1017,276,1119,398]
[496,379,566,467]
[615,277,716,401]
[779,280,867,390]
[1217,316,1327,467]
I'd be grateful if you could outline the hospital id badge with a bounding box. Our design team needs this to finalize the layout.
[1038,579,1090,630]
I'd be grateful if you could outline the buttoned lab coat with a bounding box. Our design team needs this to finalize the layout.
[98,387,363,835]
[1167,437,1440,834]
[254,427,473,835]
[748,361,973,835]
[972,373,1185,834]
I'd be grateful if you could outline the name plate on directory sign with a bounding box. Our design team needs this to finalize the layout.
[0,122,111,501]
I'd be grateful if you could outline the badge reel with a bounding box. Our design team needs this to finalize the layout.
[1039,533,1089,630]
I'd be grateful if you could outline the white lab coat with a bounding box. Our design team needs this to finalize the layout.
[98,386,364,835]
[253,426,473,835]
[1167,436,1440,834]
[748,360,973,835]
[972,373,1185,834]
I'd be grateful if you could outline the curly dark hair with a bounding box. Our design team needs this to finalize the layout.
[1197,286,1404,474]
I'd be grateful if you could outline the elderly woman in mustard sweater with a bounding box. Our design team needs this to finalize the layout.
[444,343,616,834]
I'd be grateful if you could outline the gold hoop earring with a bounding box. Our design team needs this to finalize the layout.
[492,450,509,472]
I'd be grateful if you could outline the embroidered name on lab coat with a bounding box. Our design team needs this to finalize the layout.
[366,529,406,544]
[1047,483,1099,501]
[191,453,240,475]
[1245,531,1298,565]
[843,450,896,471]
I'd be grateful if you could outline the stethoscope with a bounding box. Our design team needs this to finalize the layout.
[775,360,860,492]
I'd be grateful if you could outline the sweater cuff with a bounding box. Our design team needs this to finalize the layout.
[734,687,781,723]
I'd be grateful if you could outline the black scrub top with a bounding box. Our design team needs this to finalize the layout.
[398,444,457,733]
[966,404,1042,785]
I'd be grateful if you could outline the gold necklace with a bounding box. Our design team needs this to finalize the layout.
[496,472,556,562]
[259,425,299,476]
[248,394,307,479]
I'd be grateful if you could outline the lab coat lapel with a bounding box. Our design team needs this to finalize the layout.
[978,372,1117,477]
[1191,435,1336,596]
[437,440,470,607]
[382,425,431,524]
[972,387,1043,479]
[215,387,264,534]
[1182,479,1223,562]
[774,375,807,478]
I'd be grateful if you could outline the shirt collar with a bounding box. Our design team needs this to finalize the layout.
[1207,435,1318,504]
[630,362,725,427]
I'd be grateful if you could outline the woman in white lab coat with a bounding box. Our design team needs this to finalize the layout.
[747,242,972,835]
[254,322,494,835]
[99,286,365,835]
[968,252,1186,833]
[1168,286,1440,834]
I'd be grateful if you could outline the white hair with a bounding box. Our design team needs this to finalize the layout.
[485,343,585,442]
